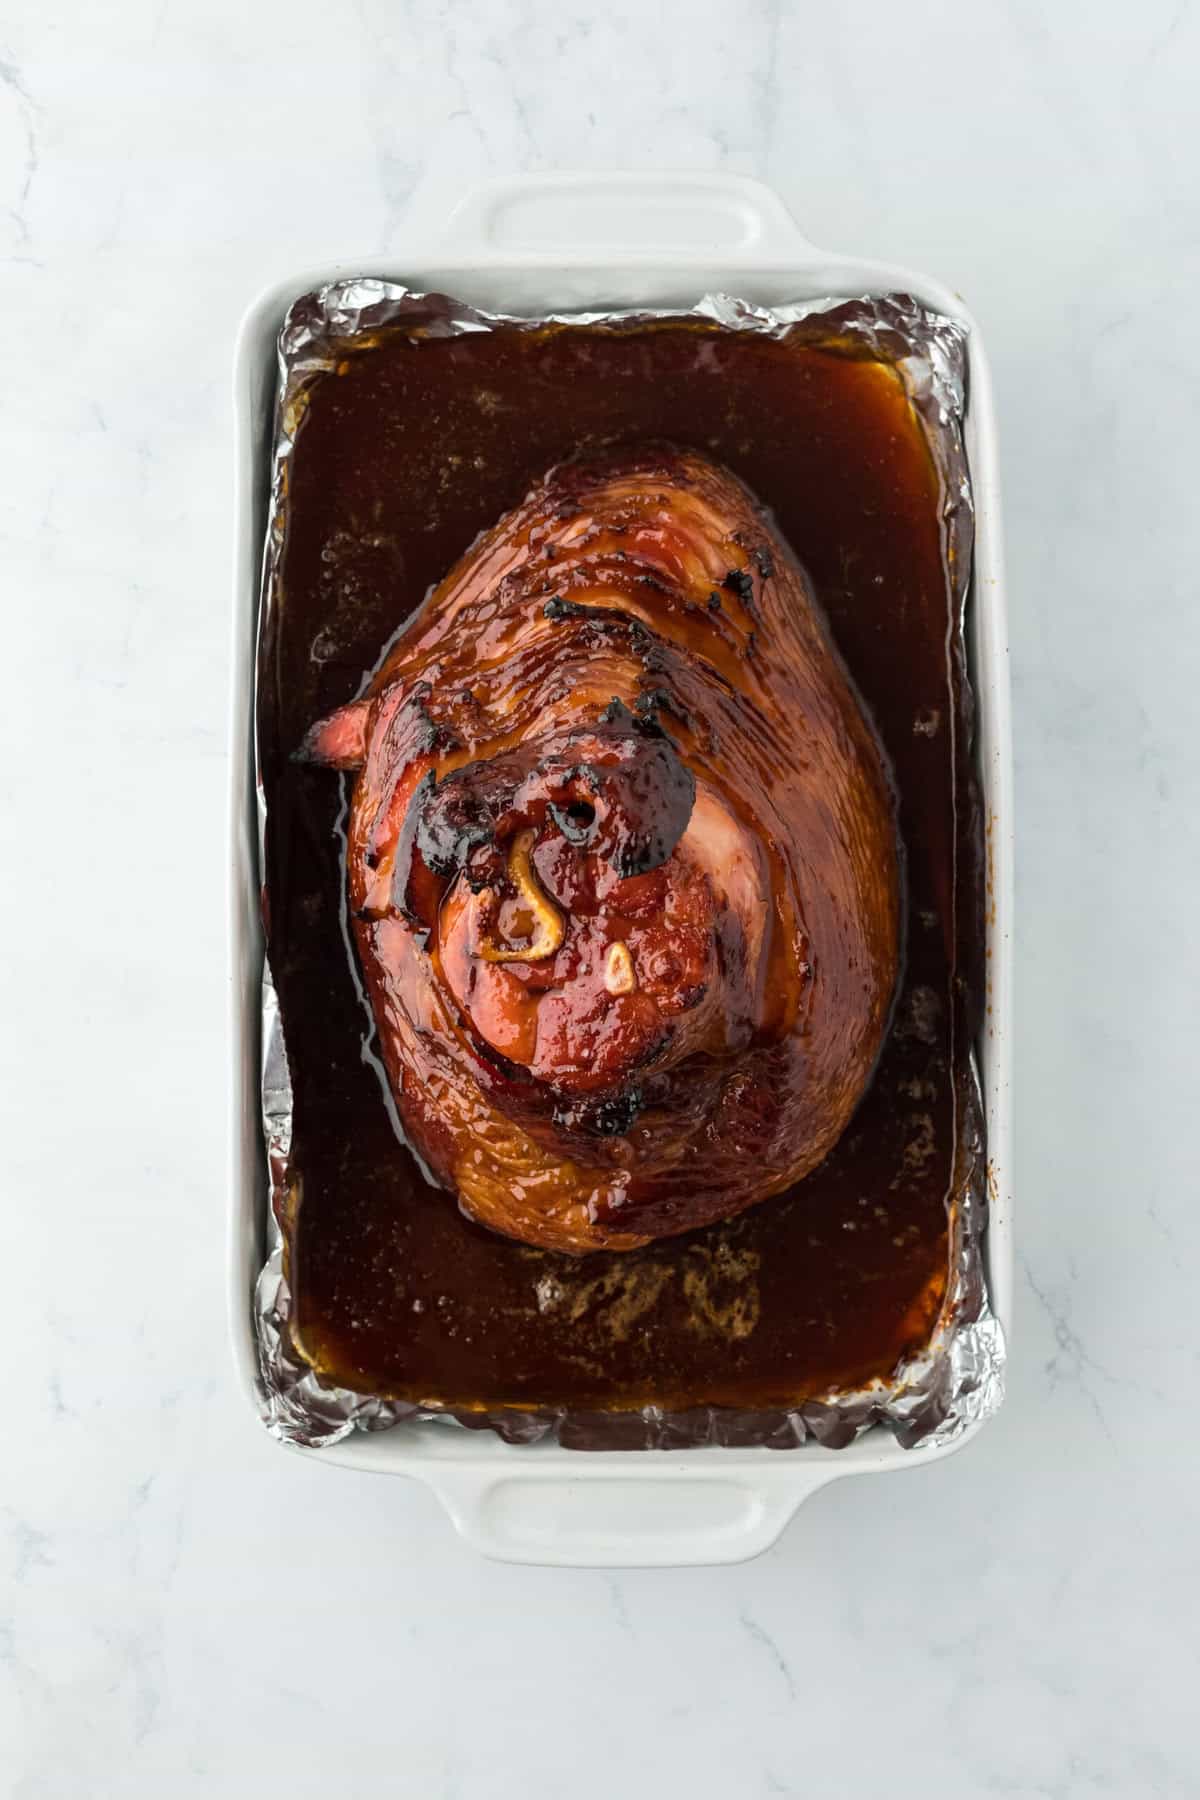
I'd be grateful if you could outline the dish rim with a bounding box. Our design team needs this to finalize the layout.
[228,172,1013,1565]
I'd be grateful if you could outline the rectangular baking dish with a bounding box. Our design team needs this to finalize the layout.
[230,172,1012,1567]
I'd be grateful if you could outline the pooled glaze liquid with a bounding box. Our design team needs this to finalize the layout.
[259,310,982,1422]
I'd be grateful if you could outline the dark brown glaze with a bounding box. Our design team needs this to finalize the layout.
[258,305,980,1417]
[301,447,900,1252]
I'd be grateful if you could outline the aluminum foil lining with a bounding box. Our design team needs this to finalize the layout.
[252,282,1006,1453]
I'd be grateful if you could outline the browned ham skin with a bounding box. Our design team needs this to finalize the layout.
[303,446,900,1253]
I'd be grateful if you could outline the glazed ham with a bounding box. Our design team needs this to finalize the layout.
[303,447,900,1252]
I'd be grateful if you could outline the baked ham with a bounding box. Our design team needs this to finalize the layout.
[302,447,900,1252]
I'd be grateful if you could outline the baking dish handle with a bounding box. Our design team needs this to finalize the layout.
[435,172,814,260]
[424,1461,839,1567]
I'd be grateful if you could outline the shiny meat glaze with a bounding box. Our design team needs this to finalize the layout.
[303,447,900,1251]
[259,310,979,1418]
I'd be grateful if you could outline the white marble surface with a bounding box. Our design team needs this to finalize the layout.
[4,0,1199,1793]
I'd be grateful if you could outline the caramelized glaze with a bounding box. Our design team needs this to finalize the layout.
[259,308,980,1414]
[301,446,900,1251]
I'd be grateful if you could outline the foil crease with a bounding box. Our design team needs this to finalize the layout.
[252,281,1006,1453]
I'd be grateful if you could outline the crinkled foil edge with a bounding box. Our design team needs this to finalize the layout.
[253,283,1006,1452]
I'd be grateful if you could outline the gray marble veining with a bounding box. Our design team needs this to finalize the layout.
[3,0,1199,1794]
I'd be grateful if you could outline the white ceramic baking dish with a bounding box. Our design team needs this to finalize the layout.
[230,172,1012,1567]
